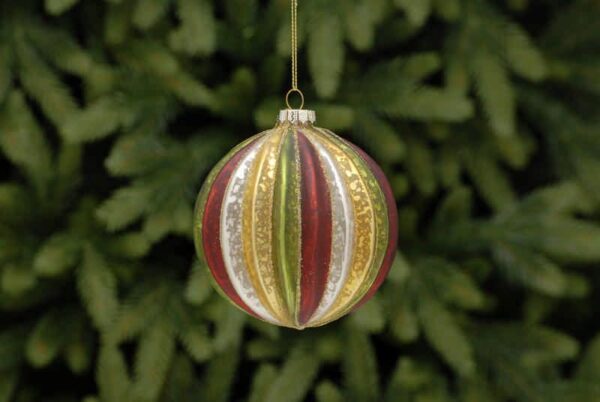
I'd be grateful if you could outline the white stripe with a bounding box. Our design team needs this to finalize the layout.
[306,139,354,324]
[220,137,279,324]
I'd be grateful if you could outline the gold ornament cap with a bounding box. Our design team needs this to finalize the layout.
[278,109,316,125]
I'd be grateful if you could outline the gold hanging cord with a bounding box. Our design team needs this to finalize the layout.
[285,0,304,109]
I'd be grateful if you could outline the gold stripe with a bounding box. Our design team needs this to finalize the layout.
[242,127,293,325]
[292,126,303,326]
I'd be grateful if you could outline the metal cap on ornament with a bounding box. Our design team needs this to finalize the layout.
[277,109,316,125]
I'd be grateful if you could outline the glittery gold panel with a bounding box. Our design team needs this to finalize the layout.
[272,127,302,325]
[242,127,293,326]
[316,128,389,325]
[303,127,377,325]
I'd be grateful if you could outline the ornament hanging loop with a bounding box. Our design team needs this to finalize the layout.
[286,88,304,110]
[285,0,304,110]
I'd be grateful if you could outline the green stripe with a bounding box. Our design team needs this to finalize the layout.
[272,127,302,324]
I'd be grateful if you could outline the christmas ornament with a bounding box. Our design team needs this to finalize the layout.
[193,0,397,329]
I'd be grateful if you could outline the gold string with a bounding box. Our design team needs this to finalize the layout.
[285,0,304,109]
[291,0,297,90]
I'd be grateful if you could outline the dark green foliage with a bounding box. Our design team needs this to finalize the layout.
[0,0,600,401]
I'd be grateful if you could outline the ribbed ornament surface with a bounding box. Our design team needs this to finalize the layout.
[194,115,398,329]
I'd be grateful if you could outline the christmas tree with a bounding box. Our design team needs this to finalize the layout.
[1,0,600,401]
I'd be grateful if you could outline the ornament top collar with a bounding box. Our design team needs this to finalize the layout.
[278,109,316,125]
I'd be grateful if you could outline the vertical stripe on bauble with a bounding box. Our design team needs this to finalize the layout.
[297,131,332,326]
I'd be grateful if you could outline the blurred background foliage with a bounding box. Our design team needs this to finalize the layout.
[1,0,600,401]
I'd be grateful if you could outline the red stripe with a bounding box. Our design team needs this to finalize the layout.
[297,131,332,325]
[350,143,398,310]
[202,140,262,319]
